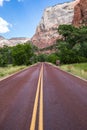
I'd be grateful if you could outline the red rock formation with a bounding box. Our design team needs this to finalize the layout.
[31,29,61,48]
[73,0,87,26]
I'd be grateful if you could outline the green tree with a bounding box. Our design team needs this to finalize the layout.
[12,44,26,65]
[0,46,12,67]
[12,43,35,65]
[47,53,59,64]
[58,24,80,49]
[57,25,87,64]
[37,54,47,62]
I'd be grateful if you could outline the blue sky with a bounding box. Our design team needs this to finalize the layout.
[0,0,72,39]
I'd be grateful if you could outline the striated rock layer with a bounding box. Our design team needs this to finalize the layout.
[73,0,87,26]
[32,0,79,48]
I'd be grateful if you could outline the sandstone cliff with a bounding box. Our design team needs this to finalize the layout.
[73,0,87,26]
[32,0,79,48]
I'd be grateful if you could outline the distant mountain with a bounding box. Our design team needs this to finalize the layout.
[0,36,5,40]
[9,37,30,46]
[0,36,11,47]
[0,36,30,47]
[31,0,80,48]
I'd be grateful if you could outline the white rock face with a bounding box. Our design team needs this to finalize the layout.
[32,0,78,48]
[38,2,75,31]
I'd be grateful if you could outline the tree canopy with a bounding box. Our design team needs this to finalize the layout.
[57,25,87,64]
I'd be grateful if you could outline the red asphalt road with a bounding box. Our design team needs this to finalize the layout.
[0,62,87,130]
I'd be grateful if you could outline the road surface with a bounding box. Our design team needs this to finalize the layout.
[0,62,87,130]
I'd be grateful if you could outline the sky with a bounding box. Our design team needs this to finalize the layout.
[0,0,73,39]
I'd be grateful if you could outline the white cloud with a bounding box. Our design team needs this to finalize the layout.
[0,0,10,6]
[0,0,23,6]
[0,17,11,33]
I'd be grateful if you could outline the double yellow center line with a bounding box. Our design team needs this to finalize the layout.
[30,63,43,130]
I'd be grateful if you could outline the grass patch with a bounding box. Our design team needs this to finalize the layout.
[0,65,27,79]
[60,63,87,80]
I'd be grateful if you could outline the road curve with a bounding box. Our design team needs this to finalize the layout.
[0,62,87,130]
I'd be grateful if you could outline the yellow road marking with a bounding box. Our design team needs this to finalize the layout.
[30,65,42,130]
[39,64,43,130]
[30,63,44,130]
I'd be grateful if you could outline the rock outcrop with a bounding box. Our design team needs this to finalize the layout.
[32,0,79,48]
[73,0,87,26]
[0,36,30,47]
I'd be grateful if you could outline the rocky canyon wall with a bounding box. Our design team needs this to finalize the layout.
[32,0,79,48]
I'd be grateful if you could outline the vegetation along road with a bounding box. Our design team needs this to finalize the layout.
[0,63,87,130]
